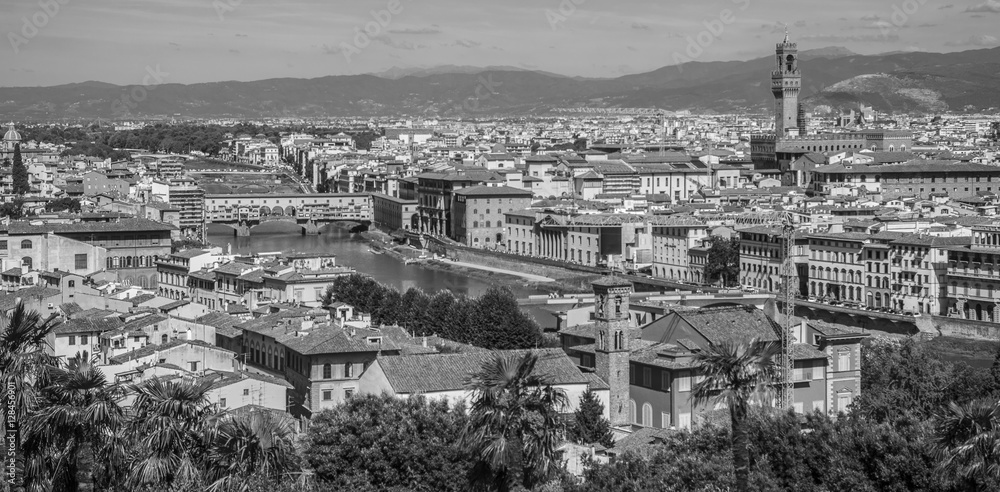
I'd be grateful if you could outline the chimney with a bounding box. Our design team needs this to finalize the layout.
[422,336,427,348]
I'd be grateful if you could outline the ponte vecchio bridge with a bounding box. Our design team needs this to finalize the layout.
[205,193,373,236]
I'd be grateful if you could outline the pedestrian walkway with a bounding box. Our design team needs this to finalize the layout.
[440,259,555,282]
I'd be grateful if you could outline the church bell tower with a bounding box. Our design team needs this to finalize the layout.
[772,30,801,137]
[592,276,634,427]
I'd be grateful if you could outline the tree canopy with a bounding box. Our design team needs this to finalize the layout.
[703,236,740,287]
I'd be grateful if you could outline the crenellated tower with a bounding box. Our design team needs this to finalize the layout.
[592,276,634,427]
[772,30,801,136]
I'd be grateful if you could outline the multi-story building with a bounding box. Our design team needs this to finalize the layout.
[945,224,1000,321]
[371,193,418,232]
[806,232,868,304]
[166,178,206,239]
[812,161,1000,200]
[451,186,533,248]
[562,280,867,430]
[738,225,807,295]
[627,156,713,202]
[156,248,223,301]
[651,217,709,282]
[83,171,129,197]
[2,218,174,289]
[414,170,504,236]
[888,234,965,315]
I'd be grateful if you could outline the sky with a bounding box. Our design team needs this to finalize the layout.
[2,0,999,87]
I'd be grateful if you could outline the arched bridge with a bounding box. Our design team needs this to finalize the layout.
[205,193,373,236]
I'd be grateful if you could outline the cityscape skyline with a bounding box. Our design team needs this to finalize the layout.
[3,0,1000,87]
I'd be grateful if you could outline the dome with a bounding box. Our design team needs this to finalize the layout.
[3,123,20,142]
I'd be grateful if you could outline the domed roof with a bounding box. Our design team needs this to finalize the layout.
[3,123,20,142]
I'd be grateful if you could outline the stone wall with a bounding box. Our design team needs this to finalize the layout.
[425,237,605,280]
[930,315,1000,341]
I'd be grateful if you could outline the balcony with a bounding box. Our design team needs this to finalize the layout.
[949,266,998,280]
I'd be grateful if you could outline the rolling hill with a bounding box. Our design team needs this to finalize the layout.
[1,46,999,119]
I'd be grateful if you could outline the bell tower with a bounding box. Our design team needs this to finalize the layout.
[592,276,634,427]
[772,29,801,137]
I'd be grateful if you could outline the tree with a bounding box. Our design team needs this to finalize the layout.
[12,143,29,195]
[305,394,472,491]
[703,237,740,287]
[44,197,82,213]
[0,197,26,219]
[692,340,780,492]
[462,352,568,491]
[567,389,613,448]
[126,378,217,489]
[22,356,127,492]
[934,399,1000,491]
[854,336,954,423]
[204,411,301,491]
[470,286,543,350]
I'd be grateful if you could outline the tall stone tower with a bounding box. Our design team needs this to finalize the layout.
[592,276,634,427]
[772,30,801,136]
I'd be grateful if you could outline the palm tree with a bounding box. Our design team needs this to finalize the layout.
[21,356,127,492]
[204,410,300,491]
[126,377,218,489]
[462,351,569,492]
[692,339,781,492]
[934,399,1000,491]
[0,303,59,420]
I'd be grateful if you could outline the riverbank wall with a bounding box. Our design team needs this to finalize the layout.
[930,315,1000,341]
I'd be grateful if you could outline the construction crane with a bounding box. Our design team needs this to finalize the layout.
[731,210,799,410]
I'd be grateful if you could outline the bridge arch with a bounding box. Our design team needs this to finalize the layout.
[285,206,296,217]
[271,206,285,216]
[259,206,270,217]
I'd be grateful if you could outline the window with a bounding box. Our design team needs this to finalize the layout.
[20,240,32,249]
[344,363,353,378]
[0,241,6,250]
[323,363,332,379]
[642,367,651,387]
[678,412,692,430]
[189,361,199,371]
[629,399,637,424]
[80,335,88,345]
[660,372,670,391]
[322,390,332,401]
[837,349,851,371]
[661,412,671,429]
[677,372,691,392]
[642,403,653,427]
[68,280,75,288]
[220,398,227,407]
[344,388,355,399]
[68,335,76,345]
[74,254,88,270]
[243,388,249,396]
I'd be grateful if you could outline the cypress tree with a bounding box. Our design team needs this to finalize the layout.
[12,143,29,195]
[568,389,615,447]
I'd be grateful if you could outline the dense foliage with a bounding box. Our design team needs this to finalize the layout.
[305,394,473,491]
[43,197,81,213]
[703,237,741,287]
[322,274,543,349]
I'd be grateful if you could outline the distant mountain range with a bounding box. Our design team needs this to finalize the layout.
[2,46,999,120]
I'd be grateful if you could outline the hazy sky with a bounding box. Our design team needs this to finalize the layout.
[3,0,999,86]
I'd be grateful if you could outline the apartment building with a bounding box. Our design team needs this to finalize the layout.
[651,218,709,282]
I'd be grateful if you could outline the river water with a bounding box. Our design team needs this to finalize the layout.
[207,227,559,329]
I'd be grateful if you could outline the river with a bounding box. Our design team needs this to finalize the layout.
[207,227,559,329]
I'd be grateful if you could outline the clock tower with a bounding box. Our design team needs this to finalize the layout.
[592,276,634,427]
[772,30,802,136]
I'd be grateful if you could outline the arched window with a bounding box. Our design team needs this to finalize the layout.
[68,280,75,288]
[472,221,478,228]
[20,240,32,249]
[322,363,332,379]
[629,399,637,424]
[642,403,653,427]
[21,257,32,270]
[161,334,168,344]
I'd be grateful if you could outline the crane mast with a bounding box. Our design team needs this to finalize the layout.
[732,211,797,410]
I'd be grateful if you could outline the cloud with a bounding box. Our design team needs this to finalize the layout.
[235,33,248,37]
[388,26,441,34]
[373,36,422,50]
[800,32,900,42]
[966,0,1000,12]
[631,22,649,30]
[945,34,1000,46]
[452,39,481,48]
